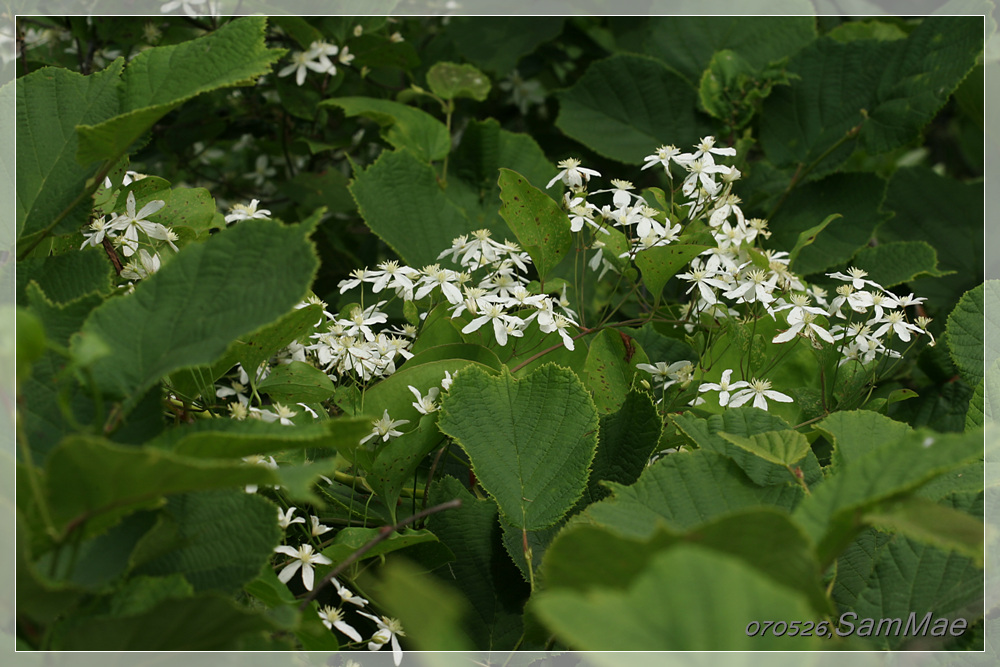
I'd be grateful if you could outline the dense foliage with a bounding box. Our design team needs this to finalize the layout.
[14,14,987,653]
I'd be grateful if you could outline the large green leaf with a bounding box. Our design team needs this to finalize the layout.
[50,593,282,650]
[319,527,438,565]
[350,148,476,268]
[445,17,564,75]
[426,62,491,101]
[497,168,572,279]
[323,97,450,163]
[76,17,283,164]
[549,507,830,616]
[80,219,318,405]
[634,244,711,299]
[257,360,335,403]
[369,413,445,522]
[947,283,986,388]
[720,430,811,467]
[672,408,822,487]
[17,249,114,307]
[761,18,981,172]
[16,60,123,240]
[581,449,803,539]
[849,536,983,649]
[582,390,662,505]
[44,435,279,533]
[880,166,983,310]
[425,477,528,650]
[792,428,983,565]
[555,54,710,164]
[131,490,280,593]
[814,410,913,468]
[622,16,817,87]
[767,172,889,276]
[532,544,822,650]
[149,417,371,460]
[437,364,599,531]
[451,119,554,195]
[850,241,953,289]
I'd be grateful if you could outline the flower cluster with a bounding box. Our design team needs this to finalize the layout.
[272,511,405,664]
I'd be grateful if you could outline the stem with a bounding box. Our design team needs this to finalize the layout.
[508,330,590,374]
[16,420,57,539]
[440,100,454,186]
[298,498,462,610]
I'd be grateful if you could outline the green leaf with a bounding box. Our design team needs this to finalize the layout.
[720,429,811,467]
[50,593,281,650]
[768,172,889,276]
[634,244,711,299]
[445,17,564,75]
[532,544,822,650]
[106,574,194,617]
[151,417,371,460]
[546,508,829,614]
[947,283,986,388]
[452,119,555,196]
[848,536,983,649]
[323,97,449,163]
[351,148,476,267]
[131,490,280,593]
[631,16,816,87]
[792,428,984,565]
[851,241,953,288]
[672,408,821,487]
[698,49,793,130]
[362,357,500,429]
[17,249,114,307]
[814,410,913,468]
[582,329,649,414]
[16,60,123,240]
[80,219,318,406]
[787,213,839,269]
[45,435,279,532]
[497,168,572,280]
[257,360,335,403]
[76,17,283,164]
[437,364,599,531]
[761,18,982,171]
[864,496,983,565]
[426,62,491,101]
[581,450,803,539]
[881,166,983,309]
[555,54,710,164]
[583,390,662,505]
[425,477,528,650]
[370,413,444,522]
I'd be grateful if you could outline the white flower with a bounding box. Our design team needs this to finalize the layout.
[225,199,271,223]
[360,410,410,446]
[80,215,115,249]
[244,155,277,188]
[310,515,333,537]
[772,311,836,345]
[358,612,406,666]
[697,369,749,407]
[441,371,454,391]
[827,267,883,291]
[637,360,694,390]
[278,507,306,530]
[333,578,369,607]
[318,605,362,642]
[546,158,601,190]
[242,455,278,493]
[728,378,793,411]
[274,543,333,591]
[409,385,440,414]
[257,403,298,426]
[641,144,680,173]
[120,249,161,282]
[108,191,167,257]
[278,49,331,86]
[871,310,924,343]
